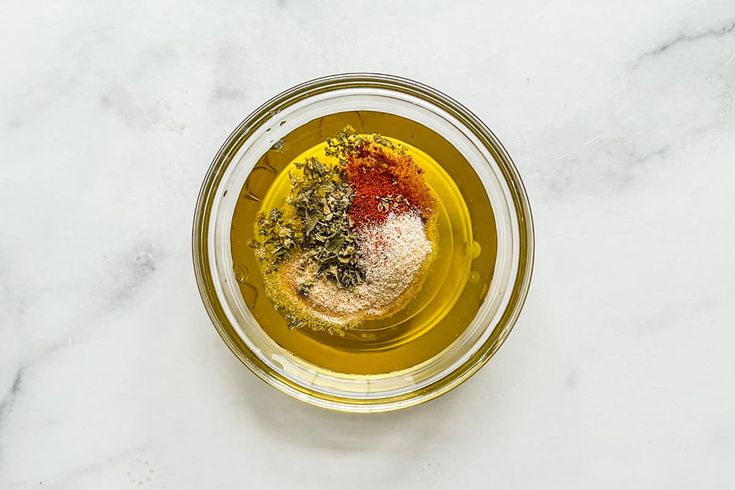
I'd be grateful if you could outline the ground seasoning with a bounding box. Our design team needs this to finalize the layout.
[346,144,435,229]
[289,212,433,324]
[251,129,438,333]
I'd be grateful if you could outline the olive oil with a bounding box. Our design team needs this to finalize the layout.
[230,111,496,374]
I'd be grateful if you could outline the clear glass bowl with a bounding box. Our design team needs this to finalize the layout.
[192,73,534,412]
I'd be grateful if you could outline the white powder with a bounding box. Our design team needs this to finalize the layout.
[297,212,433,323]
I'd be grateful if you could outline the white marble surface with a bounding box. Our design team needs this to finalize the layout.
[2,0,735,488]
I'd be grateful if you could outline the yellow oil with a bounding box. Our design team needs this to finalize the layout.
[230,111,496,374]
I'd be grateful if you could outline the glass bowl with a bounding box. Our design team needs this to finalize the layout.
[192,73,534,413]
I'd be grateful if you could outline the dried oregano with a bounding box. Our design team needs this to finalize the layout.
[325,126,363,163]
[249,154,365,289]
[248,208,300,273]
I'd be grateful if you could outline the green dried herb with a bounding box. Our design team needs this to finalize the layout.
[325,126,364,163]
[296,280,314,296]
[283,312,306,330]
[377,194,408,213]
[371,133,394,148]
[250,155,365,289]
[248,208,300,273]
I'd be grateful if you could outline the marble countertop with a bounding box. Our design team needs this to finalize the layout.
[2,0,734,488]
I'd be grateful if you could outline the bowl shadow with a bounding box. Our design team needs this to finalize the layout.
[233,362,462,453]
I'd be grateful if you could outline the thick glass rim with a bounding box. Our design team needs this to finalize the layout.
[192,73,534,412]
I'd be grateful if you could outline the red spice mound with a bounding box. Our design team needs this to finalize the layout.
[346,144,435,229]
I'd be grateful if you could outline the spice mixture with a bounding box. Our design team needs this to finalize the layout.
[249,128,437,334]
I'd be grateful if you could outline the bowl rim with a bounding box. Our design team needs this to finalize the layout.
[192,72,535,413]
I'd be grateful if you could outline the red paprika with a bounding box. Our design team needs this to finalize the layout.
[346,145,434,229]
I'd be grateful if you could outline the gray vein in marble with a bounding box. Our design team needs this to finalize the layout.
[99,88,158,131]
[0,367,23,432]
[635,18,735,67]
[5,245,163,376]
[0,245,160,451]
[212,86,245,102]
[543,139,672,196]
[0,248,160,469]
[0,366,25,463]
[610,143,672,188]
[2,28,110,131]
[104,246,160,309]
[551,135,603,163]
